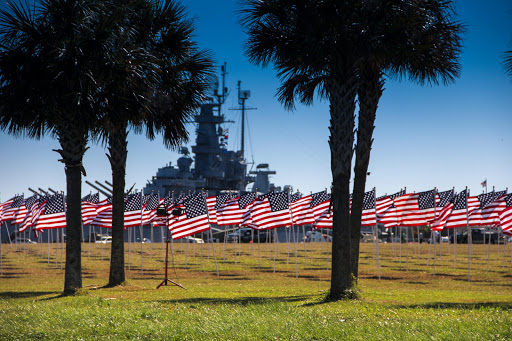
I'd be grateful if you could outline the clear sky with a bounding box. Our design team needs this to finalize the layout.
[0,0,511,202]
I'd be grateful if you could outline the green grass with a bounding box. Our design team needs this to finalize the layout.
[0,240,511,340]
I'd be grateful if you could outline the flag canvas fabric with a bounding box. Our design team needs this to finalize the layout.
[309,191,331,227]
[89,197,114,228]
[310,192,332,229]
[432,189,479,230]
[216,192,256,226]
[81,193,99,226]
[290,194,315,226]
[170,192,210,239]
[206,192,236,225]
[124,193,145,228]
[467,190,507,227]
[1,195,23,222]
[33,194,67,230]
[431,189,456,231]
[499,194,512,231]
[394,190,437,227]
[17,195,40,232]
[361,190,377,227]
[244,192,292,230]
[142,194,160,225]
[12,195,38,225]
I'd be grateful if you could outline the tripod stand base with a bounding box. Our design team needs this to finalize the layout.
[156,277,186,290]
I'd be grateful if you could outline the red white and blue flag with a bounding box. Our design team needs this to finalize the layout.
[170,192,210,239]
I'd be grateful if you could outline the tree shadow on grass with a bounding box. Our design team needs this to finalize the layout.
[394,302,512,310]
[158,294,315,306]
[0,291,59,299]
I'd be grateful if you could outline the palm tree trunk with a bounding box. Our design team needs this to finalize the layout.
[56,128,88,295]
[350,68,383,279]
[328,71,357,301]
[108,124,128,286]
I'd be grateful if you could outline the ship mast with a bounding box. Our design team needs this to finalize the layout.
[236,81,255,161]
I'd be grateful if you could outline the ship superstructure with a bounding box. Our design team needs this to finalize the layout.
[143,64,275,197]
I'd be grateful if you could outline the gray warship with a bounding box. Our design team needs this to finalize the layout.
[143,64,278,197]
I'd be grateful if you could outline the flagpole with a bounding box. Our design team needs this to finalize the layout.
[452,187,456,270]
[204,190,218,276]
[140,191,144,276]
[286,188,298,277]
[466,186,471,282]
[373,187,380,280]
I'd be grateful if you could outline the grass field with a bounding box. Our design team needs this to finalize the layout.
[1,239,511,340]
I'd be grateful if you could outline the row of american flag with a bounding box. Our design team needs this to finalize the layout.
[1,187,511,239]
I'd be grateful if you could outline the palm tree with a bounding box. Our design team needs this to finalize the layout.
[0,0,118,295]
[97,0,214,286]
[240,0,362,300]
[505,49,512,78]
[349,0,463,278]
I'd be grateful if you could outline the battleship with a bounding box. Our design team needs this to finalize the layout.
[143,64,279,197]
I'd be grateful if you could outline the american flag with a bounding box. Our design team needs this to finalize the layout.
[432,189,480,230]
[290,192,302,203]
[142,193,160,225]
[170,192,210,239]
[498,194,512,231]
[309,191,331,226]
[123,193,145,228]
[310,192,332,229]
[243,191,292,230]
[206,192,236,225]
[216,192,256,226]
[33,194,67,230]
[17,195,40,232]
[468,190,507,227]
[12,195,38,225]
[394,190,438,227]
[81,193,99,226]
[89,197,114,228]
[290,194,315,226]
[376,190,405,216]
[1,195,24,222]
[361,190,376,226]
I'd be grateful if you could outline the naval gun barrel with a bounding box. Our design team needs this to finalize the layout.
[85,181,111,197]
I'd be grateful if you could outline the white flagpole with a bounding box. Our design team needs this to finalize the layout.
[48,228,51,264]
[140,191,144,276]
[373,187,380,280]
[452,187,456,270]
[466,186,471,282]
[204,190,218,276]
[273,228,277,273]
[286,188,298,277]
[0,223,2,275]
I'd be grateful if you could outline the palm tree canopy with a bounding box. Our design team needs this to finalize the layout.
[94,0,215,150]
[0,0,116,139]
[239,0,363,110]
[239,0,463,110]
[505,50,512,78]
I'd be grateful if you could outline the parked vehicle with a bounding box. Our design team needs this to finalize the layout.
[136,238,151,243]
[227,228,273,243]
[304,230,332,242]
[173,236,204,243]
[13,238,36,244]
[450,228,504,244]
[95,236,112,244]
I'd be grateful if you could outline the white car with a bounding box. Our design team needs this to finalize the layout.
[95,236,112,244]
[173,236,204,243]
[13,238,36,244]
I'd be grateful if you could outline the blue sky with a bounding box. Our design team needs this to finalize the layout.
[0,0,511,201]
